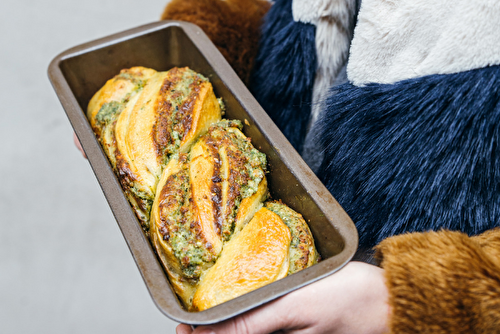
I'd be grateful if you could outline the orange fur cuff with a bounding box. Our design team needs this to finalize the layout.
[375,229,500,333]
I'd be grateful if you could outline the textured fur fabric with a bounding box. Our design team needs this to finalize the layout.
[292,0,358,126]
[250,0,317,151]
[375,229,500,333]
[161,0,270,84]
[348,0,500,86]
[292,0,359,169]
[318,65,500,250]
[309,11,354,125]
[301,66,348,173]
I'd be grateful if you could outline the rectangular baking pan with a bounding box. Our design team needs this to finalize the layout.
[48,21,358,325]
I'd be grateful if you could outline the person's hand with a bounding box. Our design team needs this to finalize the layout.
[176,261,390,334]
[73,132,87,158]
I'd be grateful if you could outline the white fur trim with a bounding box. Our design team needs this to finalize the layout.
[309,15,353,125]
[292,0,358,124]
[296,0,358,168]
[292,0,355,25]
[347,0,500,86]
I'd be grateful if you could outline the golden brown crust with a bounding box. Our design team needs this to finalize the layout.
[180,82,222,154]
[88,67,158,228]
[150,222,198,309]
[234,177,268,234]
[151,156,204,308]
[88,66,321,312]
[152,68,187,158]
[87,66,156,130]
[150,121,268,308]
[189,141,224,255]
[265,201,320,274]
[151,67,219,162]
[191,207,291,311]
[202,122,267,238]
[161,0,271,84]
[87,67,221,229]
[375,229,500,334]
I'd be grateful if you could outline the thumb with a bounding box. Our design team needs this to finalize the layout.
[192,297,295,334]
[73,132,87,159]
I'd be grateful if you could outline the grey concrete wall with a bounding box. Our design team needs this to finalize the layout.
[0,0,180,332]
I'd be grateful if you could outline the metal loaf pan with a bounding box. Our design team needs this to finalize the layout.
[48,21,358,325]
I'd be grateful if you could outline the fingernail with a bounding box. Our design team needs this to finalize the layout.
[198,329,215,334]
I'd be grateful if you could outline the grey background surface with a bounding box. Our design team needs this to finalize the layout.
[1,0,179,332]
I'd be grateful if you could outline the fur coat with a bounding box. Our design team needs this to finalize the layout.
[161,0,500,332]
[377,227,500,333]
[318,0,500,252]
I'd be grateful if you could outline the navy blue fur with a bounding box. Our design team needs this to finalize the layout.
[317,66,500,249]
[250,0,317,151]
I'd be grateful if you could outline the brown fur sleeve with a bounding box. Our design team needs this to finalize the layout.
[161,0,270,84]
[375,229,500,334]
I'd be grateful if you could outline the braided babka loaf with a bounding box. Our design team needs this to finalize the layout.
[87,67,319,311]
[87,66,222,230]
